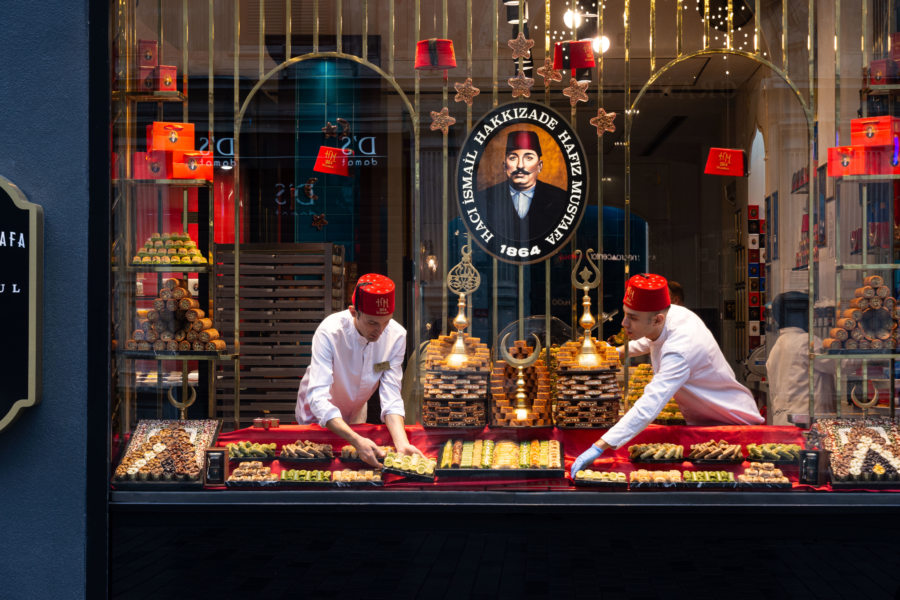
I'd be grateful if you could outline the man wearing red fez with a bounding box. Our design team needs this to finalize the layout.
[474,129,568,243]
[296,273,423,467]
[571,273,763,477]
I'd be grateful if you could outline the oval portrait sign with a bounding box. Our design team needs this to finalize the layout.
[0,177,42,432]
[456,101,588,264]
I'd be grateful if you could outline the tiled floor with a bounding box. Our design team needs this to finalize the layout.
[111,509,900,599]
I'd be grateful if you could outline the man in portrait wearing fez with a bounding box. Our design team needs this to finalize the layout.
[295,273,424,467]
[571,273,764,477]
[475,130,568,244]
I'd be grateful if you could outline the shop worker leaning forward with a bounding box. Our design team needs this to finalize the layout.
[295,274,423,467]
[571,274,764,477]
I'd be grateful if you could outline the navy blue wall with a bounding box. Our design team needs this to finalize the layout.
[0,3,91,598]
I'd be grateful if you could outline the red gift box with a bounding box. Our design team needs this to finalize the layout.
[138,39,158,68]
[892,33,900,62]
[851,116,900,147]
[146,121,195,153]
[171,151,213,181]
[827,146,883,176]
[157,65,177,92]
[133,151,169,179]
[869,59,897,86]
[870,145,900,175]
[138,66,156,92]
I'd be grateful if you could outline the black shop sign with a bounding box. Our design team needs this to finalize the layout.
[0,177,42,432]
[456,101,588,264]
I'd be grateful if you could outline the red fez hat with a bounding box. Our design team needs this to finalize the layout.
[506,130,542,156]
[352,273,395,316]
[623,273,670,312]
[552,40,596,71]
[414,39,457,70]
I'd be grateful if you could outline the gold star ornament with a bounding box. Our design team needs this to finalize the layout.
[430,107,457,134]
[562,78,589,106]
[453,78,481,105]
[536,58,563,85]
[507,32,534,60]
[589,108,617,137]
[508,71,535,98]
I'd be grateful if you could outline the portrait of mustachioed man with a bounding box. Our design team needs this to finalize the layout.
[473,126,569,247]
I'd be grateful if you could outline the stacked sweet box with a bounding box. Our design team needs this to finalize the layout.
[421,332,491,428]
[553,338,622,428]
[134,121,213,181]
[827,116,900,178]
[747,204,765,349]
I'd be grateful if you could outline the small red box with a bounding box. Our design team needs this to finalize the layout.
[749,292,760,307]
[133,151,169,179]
[171,151,213,181]
[869,59,897,86]
[748,205,759,220]
[138,40,158,67]
[851,116,900,146]
[827,146,883,176]
[156,65,177,91]
[138,66,156,92]
[892,33,900,62]
[147,121,195,153]
[759,219,766,234]
[870,146,900,175]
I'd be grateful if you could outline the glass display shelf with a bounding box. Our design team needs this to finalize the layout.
[120,351,236,361]
[112,265,210,274]
[113,178,211,187]
[112,90,186,103]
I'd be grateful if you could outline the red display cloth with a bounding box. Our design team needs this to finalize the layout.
[214,424,896,492]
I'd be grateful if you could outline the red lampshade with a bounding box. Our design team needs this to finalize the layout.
[552,40,595,70]
[313,146,352,177]
[704,147,746,176]
[415,38,457,70]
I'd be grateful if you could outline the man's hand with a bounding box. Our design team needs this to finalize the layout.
[570,443,605,478]
[354,436,385,468]
[395,441,425,458]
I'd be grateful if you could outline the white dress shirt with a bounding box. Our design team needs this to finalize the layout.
[509,185,535,219]
[766,327,836,425]
[603,304,764,449]
[295,310,407,427]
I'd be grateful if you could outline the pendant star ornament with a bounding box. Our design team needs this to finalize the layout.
[321,121,338,138]
[562,78,590,106]
[507,32,534,60]
[536,58,563,85]
[453,78,481,105]
[312,214,328,231]
[336,118,351,138]
[430,107,457,134]
[508,70,535,98]
[303,177,318,202]
[589,108,617,137]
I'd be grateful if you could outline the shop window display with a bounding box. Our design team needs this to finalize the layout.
[109,1,900,498]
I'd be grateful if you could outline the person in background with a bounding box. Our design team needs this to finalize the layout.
[570,273,763,477]
[766,291,835,425]
[295,273,423,467]
[668,280,684,306]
